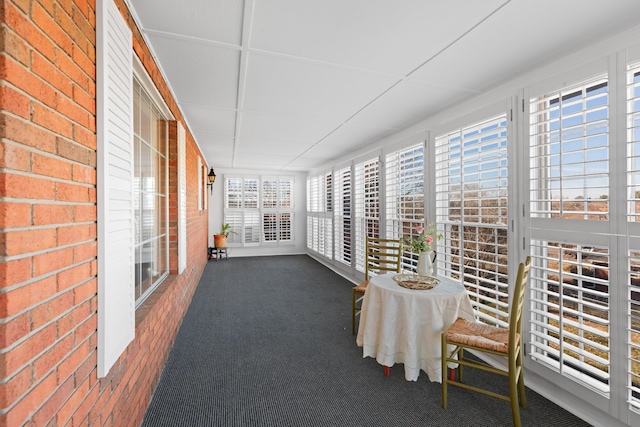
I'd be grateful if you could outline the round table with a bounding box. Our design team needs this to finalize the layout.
[356,273,475,382]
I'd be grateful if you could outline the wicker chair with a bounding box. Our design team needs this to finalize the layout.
[351,236,402,335]
[441,256,532,427]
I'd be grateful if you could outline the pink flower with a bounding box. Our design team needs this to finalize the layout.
[415,226,424,233]
[426,236,433,244]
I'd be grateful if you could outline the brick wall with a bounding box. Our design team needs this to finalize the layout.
[0,1,209,425]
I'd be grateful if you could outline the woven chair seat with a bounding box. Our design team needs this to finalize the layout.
[446,318,520,354]
[353,280,369,294]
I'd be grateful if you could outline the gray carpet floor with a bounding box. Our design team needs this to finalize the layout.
[141,255,592,427]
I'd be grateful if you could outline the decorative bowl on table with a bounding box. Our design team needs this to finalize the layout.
[392,274,440,290]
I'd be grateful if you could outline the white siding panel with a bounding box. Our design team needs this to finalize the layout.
[96,0,135,378]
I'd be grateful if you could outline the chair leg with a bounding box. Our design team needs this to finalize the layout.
[384,366,390,376]
[352,289,357,335]
[441,333,448,409]
[458,347,464,383]
[509,356,522,427]
[517,350,527,408]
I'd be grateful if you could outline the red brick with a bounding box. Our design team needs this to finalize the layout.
[58,339,90,382]
[73,241,97,264]
[0,312,30,348]
[1,227,57,256]
[0,275,57,316]
[72,163,94,184]
[56,262,91,291]
[57,137,92,164]
[56,42,90,90]
[72,278,96,304]
[32,2,73,56]
[33,153,72,180]
[0,201,31,227]
[57,376,90,425]
[0,172,57,201]
[36,0,56,15]
[0,141,30,172]
[32,103,73,138]
[57,223,90,246]
[33,203,73,226]
[74,314,96,345]
[33,247,73,276]
[0,56,57,108]
[58,300,92,337]
[31,291,74,330]
[56,181,90,203]
[71,46,95,84]
[4,2,56,62]
[32,52,73,98]
[88,186,96,203]
[0,114,57,153]
[33,334,74,382]
[0,27,31,66]
[0,258,32,288]
[73,122,97,149]
[72,204,96,222]
[12,0,30,14]
[0,366,31,408]
[0,84,31,118]
[1,323,56,377]
[56,93,91,127]
[3,371,57,427]
[31,376,75,427]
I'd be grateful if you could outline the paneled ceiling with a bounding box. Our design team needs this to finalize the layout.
[128,0,640,172]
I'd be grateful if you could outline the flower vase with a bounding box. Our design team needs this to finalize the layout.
[417,251,434,277]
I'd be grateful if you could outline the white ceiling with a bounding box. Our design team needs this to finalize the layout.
[128,0,640,172]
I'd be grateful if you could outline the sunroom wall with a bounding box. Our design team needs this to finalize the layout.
[306,23,640,427]
[208,168,308,257]
[0,1,208,426]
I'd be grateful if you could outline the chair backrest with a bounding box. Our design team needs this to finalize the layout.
[365,236,402,280]
[508,256,532,352]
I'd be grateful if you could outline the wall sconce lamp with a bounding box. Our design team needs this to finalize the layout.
[207,168,216,194]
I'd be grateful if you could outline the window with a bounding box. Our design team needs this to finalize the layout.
[627,63,640,410]
[306,172,333,258]
[354,158,380,274]
[386,143,425,271]
[133,77,168,304]
[527,74,611,394]
[224,176,294,246]
[530,77,609,219]
[435,114,509,326]
[334,166,352,267]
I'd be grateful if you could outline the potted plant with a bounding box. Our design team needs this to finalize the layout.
[214,223,237,248]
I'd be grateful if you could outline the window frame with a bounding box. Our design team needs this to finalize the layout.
[223,175,295,246]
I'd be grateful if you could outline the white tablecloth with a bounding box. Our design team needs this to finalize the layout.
[356,273,475,382]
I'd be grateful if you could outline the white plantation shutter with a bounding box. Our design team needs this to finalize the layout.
[96,0,134,378]
[386,143,425,271]
[334,167,352,267]
[628,241,640,411]
[178,122,186,274]
[530,76,609,219]
[435,114,509,326]
[306,173,333,258]
[354,158,380,274]
[225,175,293,246]
[527,73,611,396]
[244,212,260,245]
[627,63,640,410]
